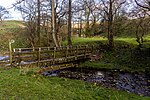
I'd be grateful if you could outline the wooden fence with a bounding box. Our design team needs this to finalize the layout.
[11,45,94,67]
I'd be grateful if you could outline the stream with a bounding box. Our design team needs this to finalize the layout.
[0,56,8,61]
[0,56,10,67]
[43,67,150,96]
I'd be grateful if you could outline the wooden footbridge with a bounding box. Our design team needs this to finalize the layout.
[9,45,94,71]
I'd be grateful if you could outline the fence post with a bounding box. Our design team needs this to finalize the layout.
[9,40,14,65]
[32,47,35,61]
[9,41,12,65]
[65,46,69,62]
[92,45,94,54]
[48,47,50,51]
[53,47,56,64]
[84,45,87,58]
[38,48,41,67]
[19,49,21,52]
[75,46,78,60]
[32,47,35,52]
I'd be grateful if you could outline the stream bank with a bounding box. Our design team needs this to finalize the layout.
[43,67,150,97]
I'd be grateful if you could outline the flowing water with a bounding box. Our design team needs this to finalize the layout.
[43,67,150,96]
[0,56,10,66]
[0,56,8,61]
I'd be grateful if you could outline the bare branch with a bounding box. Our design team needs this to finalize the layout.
[135,0,150,10]
[113,0,126,16]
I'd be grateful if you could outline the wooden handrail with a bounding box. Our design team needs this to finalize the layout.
[11,45,93,67]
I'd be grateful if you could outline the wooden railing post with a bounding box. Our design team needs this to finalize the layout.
[9,41,12,65]
[53,47,56,64]
[65,46,69,62]
[47,47,50,59]
[48,47,50,51]
[75,46,78,60]
[32,47,35,52]
[92,45,94,54]
[19,49,21,52]
[84,45,87,58]
[32,47,35,61]
[13,48,16,52]
[9,40,15,65]
[38,48,41,67]
[18,49,22,65]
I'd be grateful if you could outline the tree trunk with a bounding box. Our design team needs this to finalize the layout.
[68,0,72,46]
[52,0,58,47]
[37,0,41,46]
[85,9,90,37]
[79,12,83,37]
[79,19,82,37]
[108,0,114,48]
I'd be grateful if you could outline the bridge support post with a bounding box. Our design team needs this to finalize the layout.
[91,45,94,54]
[75,46,78,60]
[9,40,15,65]
[38,48,41,67]
[9,42,12,65]
[84,45,87,58]
[53,47,56,64]
[65,46,69,62]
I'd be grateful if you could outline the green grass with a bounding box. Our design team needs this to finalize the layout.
[80,60,148,73]
[72,37,106,43]
[0,68,149,99]
[0,20,27,53]
[0,20,24,30]
[70,37,150,72]
[63,37,107,46]
[69,36,150,46]
[115,38,138,45]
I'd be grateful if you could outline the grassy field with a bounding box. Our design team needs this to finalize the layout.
[70,37,150,72]
[0,68,149,100]
[71,36,150,45]
[0,20,25,36]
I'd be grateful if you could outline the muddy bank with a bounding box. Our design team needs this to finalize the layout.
[43,67,150,96]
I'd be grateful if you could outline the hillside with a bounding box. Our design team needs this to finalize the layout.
[0,20,25,31]
[0,20,28,54]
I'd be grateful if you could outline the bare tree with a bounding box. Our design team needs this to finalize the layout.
[135,13,145,46]
[81,0,95,37]
[13,0,41,47]
[51,0,59,47]
[54,0,68,46]
[68,0,72,46]
[0,6,9,24]
[37,0,41,46]
[97,0,126,48]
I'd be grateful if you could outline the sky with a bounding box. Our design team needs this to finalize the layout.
[0,0,22,20]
